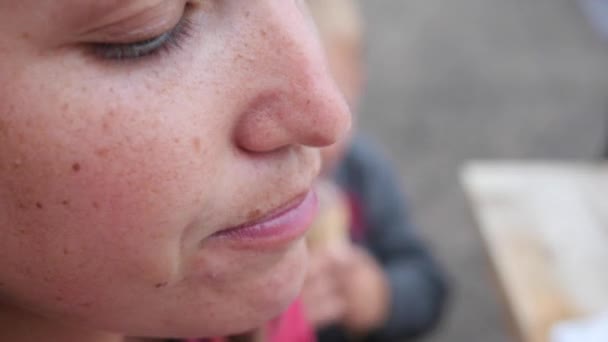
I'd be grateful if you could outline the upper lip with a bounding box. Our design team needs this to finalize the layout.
[214,190,310,234]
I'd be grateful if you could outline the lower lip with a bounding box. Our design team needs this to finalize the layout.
[209,191,318,250]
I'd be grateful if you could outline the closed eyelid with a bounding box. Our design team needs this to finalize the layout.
[75,0,186,43]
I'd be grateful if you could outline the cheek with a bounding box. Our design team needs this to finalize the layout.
[0,73,226,294]
[0,79,234,328]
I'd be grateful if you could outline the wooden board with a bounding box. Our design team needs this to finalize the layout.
[461,162,608,342]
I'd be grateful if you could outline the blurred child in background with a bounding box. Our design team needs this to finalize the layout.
[304,1,449,341]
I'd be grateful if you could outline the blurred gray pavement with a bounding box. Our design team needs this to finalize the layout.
[357,0,608,341]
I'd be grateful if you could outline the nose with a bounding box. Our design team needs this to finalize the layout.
[233,2,352,153]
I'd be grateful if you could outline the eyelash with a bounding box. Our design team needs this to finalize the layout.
[91,13,194,61]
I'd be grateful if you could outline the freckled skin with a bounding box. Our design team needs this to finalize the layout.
[95,148,110,158]
[0,1,350,341]
[192,137,202,154]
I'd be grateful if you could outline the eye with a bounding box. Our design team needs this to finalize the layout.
[91,9,194,60]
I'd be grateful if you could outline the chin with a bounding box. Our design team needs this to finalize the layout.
[223,239,310,335]
[161,239,310,338]
[257,240,309,309]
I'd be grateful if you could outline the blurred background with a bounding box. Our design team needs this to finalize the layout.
[356,0,608,341]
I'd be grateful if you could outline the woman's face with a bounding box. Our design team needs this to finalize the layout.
[0,0,350,338]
